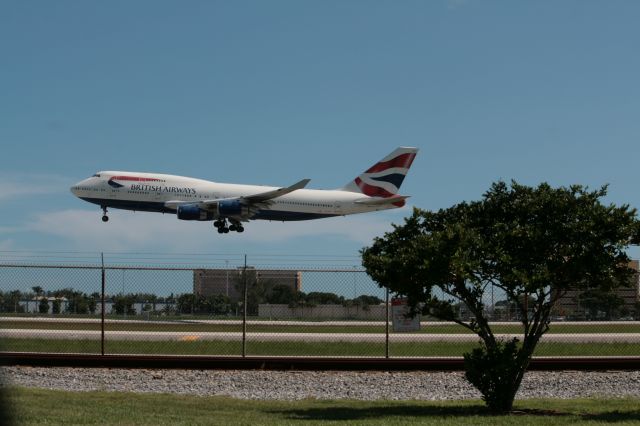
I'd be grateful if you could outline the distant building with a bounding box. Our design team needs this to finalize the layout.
[552,260,640,319]
[193,268,302,301]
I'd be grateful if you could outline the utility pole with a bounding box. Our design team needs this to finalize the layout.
[225,260,229,297]
[101,253,105,356]
[242,255,248,357]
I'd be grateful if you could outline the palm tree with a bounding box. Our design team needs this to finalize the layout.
[32,286,44,314]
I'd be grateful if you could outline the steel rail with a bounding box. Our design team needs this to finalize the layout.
[1,352,639,371]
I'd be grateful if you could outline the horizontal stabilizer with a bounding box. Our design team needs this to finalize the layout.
[354,195,409,206]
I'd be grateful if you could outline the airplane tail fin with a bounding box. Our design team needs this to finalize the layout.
[341,147,418,198]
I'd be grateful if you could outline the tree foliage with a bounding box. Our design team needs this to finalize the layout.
[578,288,625,320]
[38,297,49,314]
[265,284,301,305]
[352,295,384,306]
[362,181,639,413]
[112,295,136,315]
[305,292,345,306]
[51,299,61,314]
[0,291,24,313]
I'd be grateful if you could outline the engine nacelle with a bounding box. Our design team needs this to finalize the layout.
[217,199,249,218]
[176,204,214,221]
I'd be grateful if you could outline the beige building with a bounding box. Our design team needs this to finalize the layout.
[552,260,639,319]
[193,268,302,301]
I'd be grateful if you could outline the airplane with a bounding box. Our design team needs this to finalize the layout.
[70,147,418,234]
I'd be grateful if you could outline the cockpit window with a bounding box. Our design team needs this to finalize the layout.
[92,174,101,178]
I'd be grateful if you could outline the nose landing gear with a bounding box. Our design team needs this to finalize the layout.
[101,207,109,222]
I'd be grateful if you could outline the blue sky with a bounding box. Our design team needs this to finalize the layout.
[1,0,639,262]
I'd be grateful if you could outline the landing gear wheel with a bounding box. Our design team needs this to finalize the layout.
[223,227,229,233]
[237,226,244,233]
[101,206,109,222]
[217,227,224,234]
[229,224,237,232]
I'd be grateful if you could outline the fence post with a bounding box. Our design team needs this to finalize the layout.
[242,254,247,357]
[101,253,105,356]
[385,288,390,359]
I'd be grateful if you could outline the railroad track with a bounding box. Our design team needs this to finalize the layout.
[2,352,640,371]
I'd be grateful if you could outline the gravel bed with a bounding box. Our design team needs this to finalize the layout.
[1,367,639,400]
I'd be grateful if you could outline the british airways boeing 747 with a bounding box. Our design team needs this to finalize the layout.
[70,147,418,234]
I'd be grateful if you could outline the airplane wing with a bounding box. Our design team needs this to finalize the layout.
[164,179,310,219]
[216,179,310,205]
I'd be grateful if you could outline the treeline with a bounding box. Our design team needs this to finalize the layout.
[0,288,175,315]
[110,289,384,316]
[240,276,384,315]
[4,286,638,320]
[0,288,100,314]
[0,286,384,316]
[234,271,384,315]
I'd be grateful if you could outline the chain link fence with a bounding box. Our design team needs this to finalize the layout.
[1,252,639,358]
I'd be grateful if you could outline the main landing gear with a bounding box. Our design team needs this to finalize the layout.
[214,218,244,234]
[101,206,109,222]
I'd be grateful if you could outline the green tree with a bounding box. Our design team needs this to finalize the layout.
[38,297,50,314]
[51,299,61,314]
[147,294,158,312]
[190,294,232,315]
[362,181,639,413]
[208,294,231,315]
[3,291,24,313]
[578,288,625,320]
[233,269,278,315]
[305,292,344,305]
[112,295,136,315]
[176,293,197,314]
[87,296,98,315]
[68,293,90,314]
[265,284,300,305]
[52,288,76,299]
[351,295,384,306]
[634,301,640,320]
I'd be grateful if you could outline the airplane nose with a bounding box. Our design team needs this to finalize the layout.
[70,179,88,197]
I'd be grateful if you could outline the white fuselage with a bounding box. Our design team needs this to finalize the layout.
[71,171,398,221]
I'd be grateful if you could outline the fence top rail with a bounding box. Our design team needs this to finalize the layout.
[0,263,103,270]
[0,263,367,273]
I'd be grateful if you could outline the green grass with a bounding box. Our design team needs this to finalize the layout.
[3,387,640,425]
[2,338,639,357]
[3,319,640,334]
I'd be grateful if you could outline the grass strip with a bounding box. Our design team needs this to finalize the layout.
[3,387,640,426]
[2,338,639,357]
[3,320,640,334]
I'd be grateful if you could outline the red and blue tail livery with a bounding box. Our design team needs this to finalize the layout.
[342,147,417,206]
[70,147,419,234]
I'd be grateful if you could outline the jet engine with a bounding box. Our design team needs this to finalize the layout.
[176,204,214,221]
[217,199,250,218]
